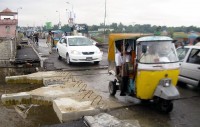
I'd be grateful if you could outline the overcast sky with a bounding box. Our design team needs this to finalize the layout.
[0,0,200,27]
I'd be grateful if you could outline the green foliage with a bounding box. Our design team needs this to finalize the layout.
[88,23,200,34]
[42,22,200,34]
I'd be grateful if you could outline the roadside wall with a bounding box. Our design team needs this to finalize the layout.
[0,38,16,67]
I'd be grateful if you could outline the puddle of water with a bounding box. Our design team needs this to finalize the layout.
[0,68,60,127]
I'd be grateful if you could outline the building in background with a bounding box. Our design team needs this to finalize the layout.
[0,8,17,38]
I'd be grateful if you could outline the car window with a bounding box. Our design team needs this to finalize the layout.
[68,37,93,46]
[60,38,66,44]
[176,48,189,61]
[187,49,200,65]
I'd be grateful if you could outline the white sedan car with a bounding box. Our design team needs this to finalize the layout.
[56,36,103,65]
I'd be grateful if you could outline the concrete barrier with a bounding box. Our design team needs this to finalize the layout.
[1,92,31,105]
[5,71,72,85]
[53,98,100,122]
[1,80,85,106]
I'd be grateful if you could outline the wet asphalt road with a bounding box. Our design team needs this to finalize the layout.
[71,69,200,127]
[31,39,200,126]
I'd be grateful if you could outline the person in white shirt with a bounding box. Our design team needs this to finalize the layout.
[140,46,159,63]
[195,37,200,46]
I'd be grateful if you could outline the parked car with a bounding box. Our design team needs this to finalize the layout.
[56,36,103,65]
[176,46,200,87]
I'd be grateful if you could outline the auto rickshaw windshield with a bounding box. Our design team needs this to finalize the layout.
[138,41,179,63]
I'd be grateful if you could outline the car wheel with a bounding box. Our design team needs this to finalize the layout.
[57,50,62,60]
[177,81,187,87]
[66,53,71,65]
[58,55,62,60]
[94,61,100,65]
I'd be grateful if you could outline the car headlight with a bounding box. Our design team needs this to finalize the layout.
[71,50,81,55]
[95,50,102,54]
[160,78,171,87]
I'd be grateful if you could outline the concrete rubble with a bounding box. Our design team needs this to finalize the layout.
[5,71,72,85]
[1,71,141,125]
[84,113,141,127]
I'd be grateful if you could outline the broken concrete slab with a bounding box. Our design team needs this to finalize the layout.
[84,113,141,127]
[1,92,31,105]
[43,75,79,86]
[1,80,87,106]
[53,98,101,122]
[6,71,72,85]
[14,104,34,119]
[2,71,141,123]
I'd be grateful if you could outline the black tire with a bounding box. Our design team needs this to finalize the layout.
[58,55,62,60]
[57,50,62,60]
[158,99,173,113]
[94,61,100,65]
[66,54,71,65]
[140,100,150,105]
[109,81,117,96]
[177,81,187,87]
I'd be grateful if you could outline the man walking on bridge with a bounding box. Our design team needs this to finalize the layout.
[46,31,53,54]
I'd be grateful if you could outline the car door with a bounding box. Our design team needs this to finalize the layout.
[180,48,200,86]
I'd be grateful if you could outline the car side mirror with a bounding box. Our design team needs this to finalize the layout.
[142,45,147,53]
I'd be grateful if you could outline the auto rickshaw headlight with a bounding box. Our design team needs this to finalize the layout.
[160,79,171,87]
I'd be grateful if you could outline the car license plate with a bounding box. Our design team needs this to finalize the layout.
[86,57,92,61]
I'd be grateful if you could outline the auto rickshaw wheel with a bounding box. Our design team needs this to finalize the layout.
[109,81,117,96]
[157,99,173,113]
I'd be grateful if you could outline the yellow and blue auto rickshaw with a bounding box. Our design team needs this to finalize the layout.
[51,30,64,47]
[108,34,180,113]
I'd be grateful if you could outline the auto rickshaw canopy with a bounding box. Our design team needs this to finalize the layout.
[108,33,150,62]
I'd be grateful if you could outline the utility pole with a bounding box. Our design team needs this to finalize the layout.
[56,11,61,29]
[103,0,107,43]
[17,7,22,27]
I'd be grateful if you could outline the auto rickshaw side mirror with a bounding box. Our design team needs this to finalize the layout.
[142,45,147,53]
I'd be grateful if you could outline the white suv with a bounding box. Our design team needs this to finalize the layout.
[177,46,200,87]
[56,36,103,65]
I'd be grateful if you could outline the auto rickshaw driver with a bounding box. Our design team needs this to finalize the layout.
[140,45,160,63]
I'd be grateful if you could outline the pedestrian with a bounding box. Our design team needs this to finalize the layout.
[194,37,200,46]
[46,31,53,54]
[34,32,39,46]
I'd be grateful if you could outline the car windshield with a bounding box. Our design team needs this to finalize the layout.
[68,37,93,46]
[138,41,179,64]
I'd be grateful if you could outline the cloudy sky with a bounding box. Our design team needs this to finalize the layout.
[0,0,200,27]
